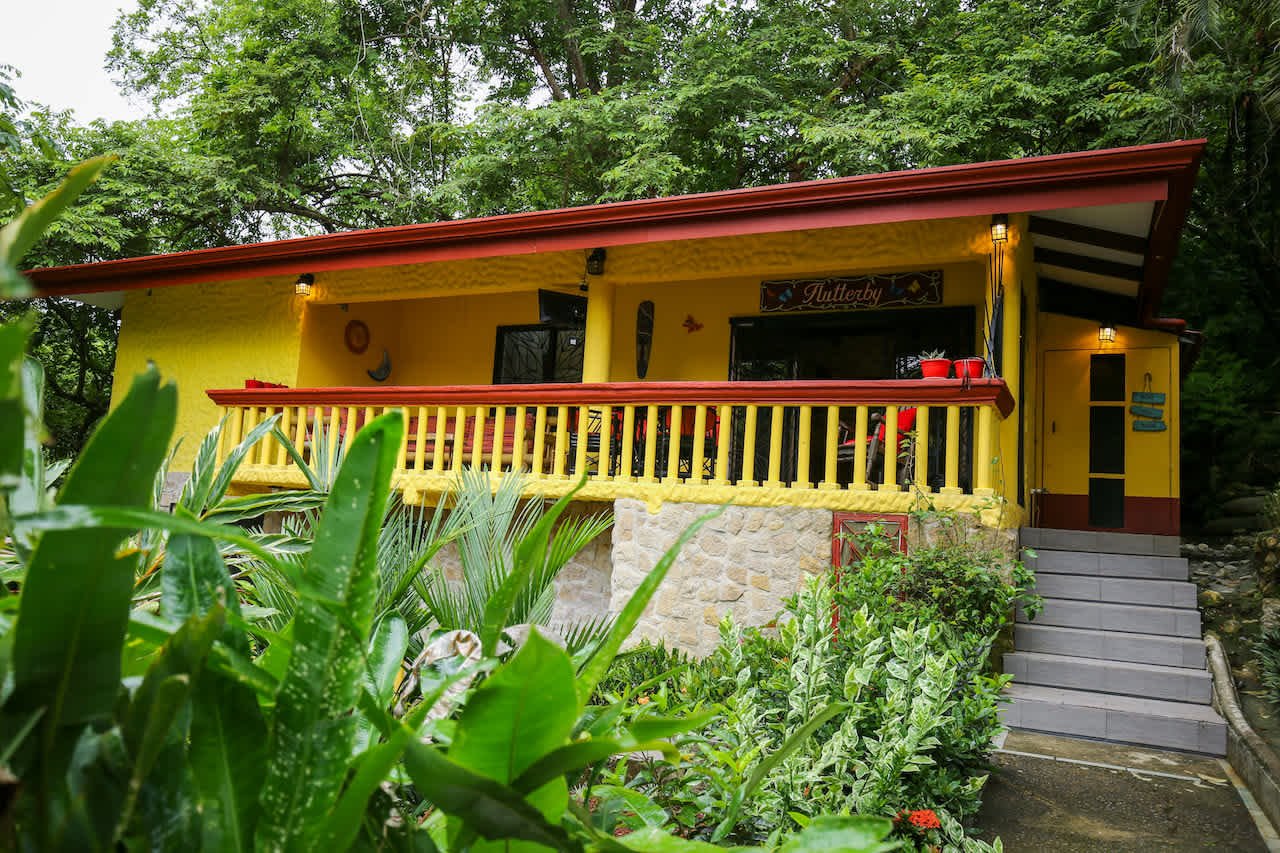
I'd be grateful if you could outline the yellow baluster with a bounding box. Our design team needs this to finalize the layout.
[851,406,869,491]
[490,406,506,472]
[573,406,590,477]
[451,406,467,472]
[619,406,636,482]
[881,406,899,491]
[531,406,547,476]
[975,405,995,495]
[764,405,784,488]
[431,406,447,473]
[259,407,276,465]
[943,405,962,494]
[795,405,813,489]
[713,404,731,485]
[820,405,839,490]
[553,405,568,478]
[277,406,292,467]
[690,405,707,483]
[471,406,486,469]
[913,406,931,493]
[664,404,682,483]
[642,404,658,482]
[396,407,410,471]
[741,405,758,485]
[326,408,342,471]
[413,407,428,473]
[512,406,527,472]
[292,405,308,467]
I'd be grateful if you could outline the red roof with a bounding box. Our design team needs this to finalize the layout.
[26,140,1204,326]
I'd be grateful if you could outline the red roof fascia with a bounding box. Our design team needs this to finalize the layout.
[27,140,1206,298]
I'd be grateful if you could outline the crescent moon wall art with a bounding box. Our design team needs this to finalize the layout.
[367,349,392,382]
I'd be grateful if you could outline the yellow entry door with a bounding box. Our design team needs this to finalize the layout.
[1041,350,1092,500]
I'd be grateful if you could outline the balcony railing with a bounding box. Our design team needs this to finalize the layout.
[206,380,1015,512]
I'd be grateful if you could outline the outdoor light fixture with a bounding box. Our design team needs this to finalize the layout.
[989,214,1009,244]
[294,273,315,296]
[1098,324,1117,344]
[586,247,607,276]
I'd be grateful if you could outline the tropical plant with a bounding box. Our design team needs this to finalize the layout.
[418,467,614,656]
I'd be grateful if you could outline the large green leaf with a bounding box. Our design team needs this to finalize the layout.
[3,366,176,814]
[575,505,726,704]
[162,532,249,655]
[254,411,403,850]
[189,669,267,853]
[0,155,114,297]
[315,722,416,851]
[0,316,33,498]
[448,629,579,852]
[353,613,408,754]
[402,741,572,851]
[777,816,901,853]
[510,736,677,796]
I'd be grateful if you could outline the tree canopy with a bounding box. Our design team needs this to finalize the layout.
[3,0,1279,518]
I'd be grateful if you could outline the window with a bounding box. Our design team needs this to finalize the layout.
[493,325,584,384]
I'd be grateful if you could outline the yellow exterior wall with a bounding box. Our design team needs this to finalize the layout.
[1035,313,1180,500]
[296,291,541,387]
[607,261,989,383]
[112,276,306,470]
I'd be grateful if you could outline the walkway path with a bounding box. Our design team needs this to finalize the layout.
[976,730,1276,851]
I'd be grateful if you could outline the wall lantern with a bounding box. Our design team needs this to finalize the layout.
[586,248,607,276]
[294,273,315,296]
[989,214,1009,244]
[1098,324,1117,344]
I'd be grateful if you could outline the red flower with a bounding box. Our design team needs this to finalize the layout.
[907,809,941,830]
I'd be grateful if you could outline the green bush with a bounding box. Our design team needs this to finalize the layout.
[595,527,1027,851]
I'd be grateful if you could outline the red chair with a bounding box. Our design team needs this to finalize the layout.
[838,407,917,483]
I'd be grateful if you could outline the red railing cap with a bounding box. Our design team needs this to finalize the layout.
[207,379,1015,418]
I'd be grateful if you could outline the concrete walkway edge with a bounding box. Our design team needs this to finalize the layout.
[1207,633,1280,841]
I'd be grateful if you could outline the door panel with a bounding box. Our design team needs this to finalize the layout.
[1041,350,1091,497]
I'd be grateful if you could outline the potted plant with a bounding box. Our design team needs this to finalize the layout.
[919,349,952,379]
[954,356,986,379]
[921,348,952,379]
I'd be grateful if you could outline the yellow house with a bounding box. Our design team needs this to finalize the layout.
[30,142,1216,713]
[32,141,1201,539]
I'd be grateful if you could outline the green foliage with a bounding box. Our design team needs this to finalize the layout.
[1257,627,1280,709]
[594,528,1029,849]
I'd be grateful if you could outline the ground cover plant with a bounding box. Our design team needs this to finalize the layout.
[595,526,1034,852]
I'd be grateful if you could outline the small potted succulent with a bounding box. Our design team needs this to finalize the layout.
[954,356,987,379]
[919,349,952,379]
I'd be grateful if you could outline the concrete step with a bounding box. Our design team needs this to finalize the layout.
[1004,651,1212,704]
[1024,549,1189,581]
[1031,573,1198,608]
[1019,598,1201,637]
[1014,624,1207,669]
[1001,683,1226,755]
[1021,527,1181,557]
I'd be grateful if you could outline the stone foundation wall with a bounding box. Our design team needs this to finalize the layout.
[610,499,832,656]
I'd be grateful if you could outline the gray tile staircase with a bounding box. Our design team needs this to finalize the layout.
[1003,528,1226,754]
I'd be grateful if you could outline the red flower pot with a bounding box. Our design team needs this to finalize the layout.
[955,357,986,379]
[920,358,952,379]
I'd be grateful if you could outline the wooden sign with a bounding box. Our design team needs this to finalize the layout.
[760,270,943,314]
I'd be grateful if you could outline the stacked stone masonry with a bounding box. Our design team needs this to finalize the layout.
[609,499,832,656]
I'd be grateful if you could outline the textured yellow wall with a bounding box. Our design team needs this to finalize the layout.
[309,217,994,304]
[1037,313,1180,499]
[298,292,543,387]
[607,262,988,382]
[112,276,305,470]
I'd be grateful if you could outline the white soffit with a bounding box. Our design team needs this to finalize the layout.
[67,290,124,310]
[1031,202,1153,297]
